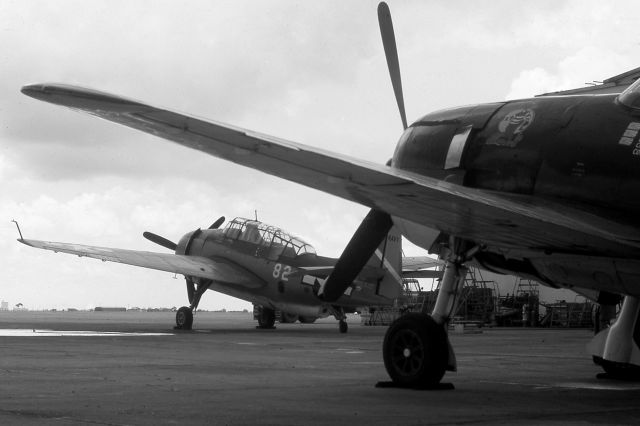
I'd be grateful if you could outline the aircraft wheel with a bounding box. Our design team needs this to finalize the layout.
[175,306,193,330]
[383,313,448,387]
[339,320,348,333]
[299,316,317,324]
[257,307,276,328]
[280,312,298,324]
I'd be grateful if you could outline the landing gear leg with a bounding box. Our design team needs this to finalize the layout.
[382,237,468,387]
[589,296,640,379]
[333,307,348,333]
[175,278,211,330]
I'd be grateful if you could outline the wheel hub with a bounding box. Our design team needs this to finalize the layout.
[391,329,424,376]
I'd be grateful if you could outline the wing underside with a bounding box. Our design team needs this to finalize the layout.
[401,256,442,271]
[401,256,443,279]
[19,239,265,289]
[299,256,442,279]
[21,84,640,259]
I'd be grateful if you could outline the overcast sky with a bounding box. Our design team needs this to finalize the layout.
[2,0,639,311]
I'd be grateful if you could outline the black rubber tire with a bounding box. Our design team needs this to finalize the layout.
[175,306,193,330]
[595,356,640,380]
[299,316,317,324]
[383,313,448,387]
[339,320,348,334]
[280,312,298,324]
[257,307,276,328]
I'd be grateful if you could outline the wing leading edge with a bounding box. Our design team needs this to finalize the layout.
[19,239,265,289]
[21,84,640,258]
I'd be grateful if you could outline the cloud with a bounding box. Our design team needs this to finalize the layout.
[2,1,378,178]
[0,1,409,311]
[501,0,640,99]
[3,0,615,311]
[507,47,639,100]
[1,165,366,310]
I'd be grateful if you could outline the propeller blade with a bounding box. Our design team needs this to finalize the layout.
[209,216,225,229]
[143,231,177,251]
[319,209,393,302]
[378,1,407,130]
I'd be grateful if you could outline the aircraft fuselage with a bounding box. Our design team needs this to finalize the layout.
[395,94,640,216]
[393,93,640,297]
[174,227,397,317]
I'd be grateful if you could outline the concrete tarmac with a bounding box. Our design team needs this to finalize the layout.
[1,311,639,425]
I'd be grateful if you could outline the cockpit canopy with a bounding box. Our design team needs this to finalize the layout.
[222,217,316,258]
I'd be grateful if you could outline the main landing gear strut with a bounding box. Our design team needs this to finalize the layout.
[589,295,640,379]
[333,306,348,334]
[175,278,211,330]
[382,238,470,388]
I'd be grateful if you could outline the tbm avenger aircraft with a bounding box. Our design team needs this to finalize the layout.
[17,215,429,333]
[20,1,640,387]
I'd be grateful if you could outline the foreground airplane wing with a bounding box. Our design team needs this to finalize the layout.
[19,239,265,289]
[401,256,441,271]
[21,84,640,258]
[401,256,442,279]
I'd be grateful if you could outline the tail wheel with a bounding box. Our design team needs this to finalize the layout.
[175,306,193,330]
[339,320,348,333]
[383,313,448,387]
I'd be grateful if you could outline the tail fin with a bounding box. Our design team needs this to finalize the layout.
[367,225,403,299]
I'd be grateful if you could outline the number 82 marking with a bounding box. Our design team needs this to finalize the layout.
[273,263,292,281]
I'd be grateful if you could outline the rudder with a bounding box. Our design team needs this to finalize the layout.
[367,225,403,299]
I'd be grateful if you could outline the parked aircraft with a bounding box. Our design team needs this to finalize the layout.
[17,216,435,333]
[21,2,640,386]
